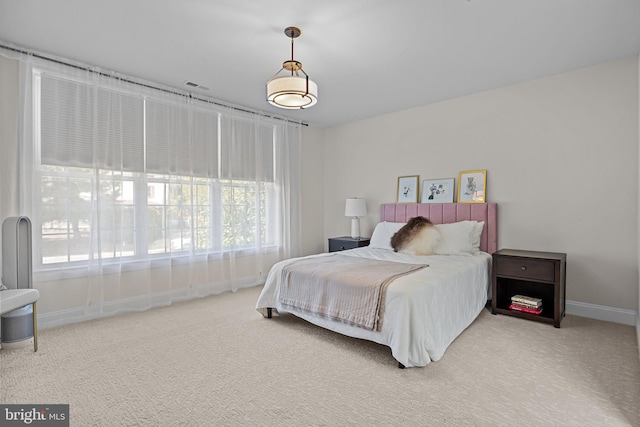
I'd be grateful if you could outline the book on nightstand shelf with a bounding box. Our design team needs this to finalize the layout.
[509,295,543,315]
[509,304,543,315]
[511,294,542,307]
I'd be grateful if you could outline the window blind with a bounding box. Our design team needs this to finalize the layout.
[40,74,144,171]
[220,117,274,182]
[145,99,219,178]
[39,71,275,182]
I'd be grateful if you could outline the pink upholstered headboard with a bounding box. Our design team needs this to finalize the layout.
[380,203,498,254]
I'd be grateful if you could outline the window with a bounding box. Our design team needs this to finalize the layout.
[40,166,93,264]
[34,68,278,270]
[221,179,270,249]
[146,175,213,254]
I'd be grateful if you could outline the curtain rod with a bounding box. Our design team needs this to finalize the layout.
[0,43,308,127]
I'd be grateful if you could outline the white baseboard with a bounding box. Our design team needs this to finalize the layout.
[566,300,637,326]
[37,278,262,330]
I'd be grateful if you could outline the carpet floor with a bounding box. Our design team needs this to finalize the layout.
[1,285,639,426]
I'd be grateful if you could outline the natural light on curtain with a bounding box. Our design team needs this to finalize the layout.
[14,53,301,326]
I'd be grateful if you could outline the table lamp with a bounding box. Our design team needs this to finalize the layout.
[344,198,367,239]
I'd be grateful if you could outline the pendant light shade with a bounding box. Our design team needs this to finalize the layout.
[267,75,318,109]
[266,27,318,109]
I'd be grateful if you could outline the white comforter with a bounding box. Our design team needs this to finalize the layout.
[255,247,492,368]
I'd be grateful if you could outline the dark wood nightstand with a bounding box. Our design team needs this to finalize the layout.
[328,236,370,252]
[491,249,567,328]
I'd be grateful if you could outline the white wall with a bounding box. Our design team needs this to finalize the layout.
[317,57,639,314]
[300,125,326,256]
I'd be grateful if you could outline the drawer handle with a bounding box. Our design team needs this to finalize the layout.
[521,266,527,271]
[341,246,346,250]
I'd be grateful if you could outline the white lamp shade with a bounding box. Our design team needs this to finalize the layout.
[266,76,318,109]
[345,198,367,217]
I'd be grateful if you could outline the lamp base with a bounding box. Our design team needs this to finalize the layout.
[350,217,360,239]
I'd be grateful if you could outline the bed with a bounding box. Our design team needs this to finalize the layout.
[256,203,498,368]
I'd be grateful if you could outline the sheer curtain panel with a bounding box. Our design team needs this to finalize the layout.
[9,51,302,328]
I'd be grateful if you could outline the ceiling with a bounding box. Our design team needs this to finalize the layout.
[1,0,639,128]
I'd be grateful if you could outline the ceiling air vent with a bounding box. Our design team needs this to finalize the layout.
[183,81,210,90]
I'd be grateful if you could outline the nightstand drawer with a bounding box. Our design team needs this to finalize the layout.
[329,240,355,252]
[328,236,370,253]
[494,257,555,282]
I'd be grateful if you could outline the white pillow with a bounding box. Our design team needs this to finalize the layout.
[433,221,478,255]
[369,221,406,250]
[471,221,484,253]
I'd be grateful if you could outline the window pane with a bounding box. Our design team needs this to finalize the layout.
[148,182,166,205]
[221,181,263,249]
[40,173,92,264]
[148,227,167,254]
[97,176,135,259]
[147,178,200,254]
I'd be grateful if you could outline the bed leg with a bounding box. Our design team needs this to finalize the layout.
[398,362,405,369]
[267,308,272,319]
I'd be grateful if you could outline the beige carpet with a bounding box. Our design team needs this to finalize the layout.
[1,285,639,426]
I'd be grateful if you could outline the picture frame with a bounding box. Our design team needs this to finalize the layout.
[457,170,487,203]
[421,178,455,203]
[396,175,419,204]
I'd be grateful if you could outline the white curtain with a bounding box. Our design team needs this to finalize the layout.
[5,49,301,327]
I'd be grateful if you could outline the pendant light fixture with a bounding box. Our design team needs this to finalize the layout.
[266,26,318,109]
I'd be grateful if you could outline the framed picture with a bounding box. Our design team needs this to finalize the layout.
[421,178,455,203]
[458,170,487,203]
[396,175,419,203]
